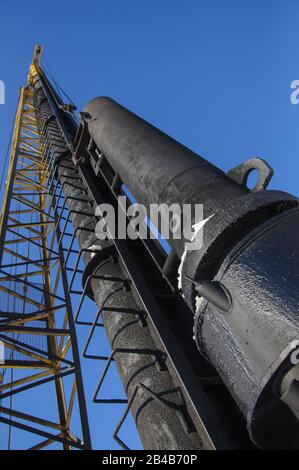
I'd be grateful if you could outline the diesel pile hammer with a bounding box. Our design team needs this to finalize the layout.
[0,46,298,450]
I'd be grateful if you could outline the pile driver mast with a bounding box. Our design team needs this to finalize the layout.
[0,46,299,450]
[0,47,90,450]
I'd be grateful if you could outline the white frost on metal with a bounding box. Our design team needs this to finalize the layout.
[195,295,204,311]
[177,215,214,291]
[177,250,187,292]
[88,244,102,259]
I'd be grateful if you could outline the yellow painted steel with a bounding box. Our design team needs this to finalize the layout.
[0,47,83,450]
[27,45,43,85]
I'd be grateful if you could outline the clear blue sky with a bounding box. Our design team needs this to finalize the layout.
[0,0,299,450]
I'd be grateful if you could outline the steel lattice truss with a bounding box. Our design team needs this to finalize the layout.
[0,49,90,450]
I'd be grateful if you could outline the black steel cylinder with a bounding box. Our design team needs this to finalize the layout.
[84,97,248,256]
[32,80,204,450]
[84,96,299,449]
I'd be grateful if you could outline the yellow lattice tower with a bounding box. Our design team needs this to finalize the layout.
[0,46,90,450]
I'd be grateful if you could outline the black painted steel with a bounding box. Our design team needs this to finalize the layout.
[32,65,299,450]
[83,96,299,449]
[32,68,228,450]
[83,97,248,256]
[194,207,299,449]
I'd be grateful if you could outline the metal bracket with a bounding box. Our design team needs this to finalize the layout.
[227,157,274,192]
[81,245,117,299]
[93,348,167,404]
[72,120,90,166]
[113,383,195,450]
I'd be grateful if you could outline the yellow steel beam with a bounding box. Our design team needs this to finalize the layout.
[28,45,43,85]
